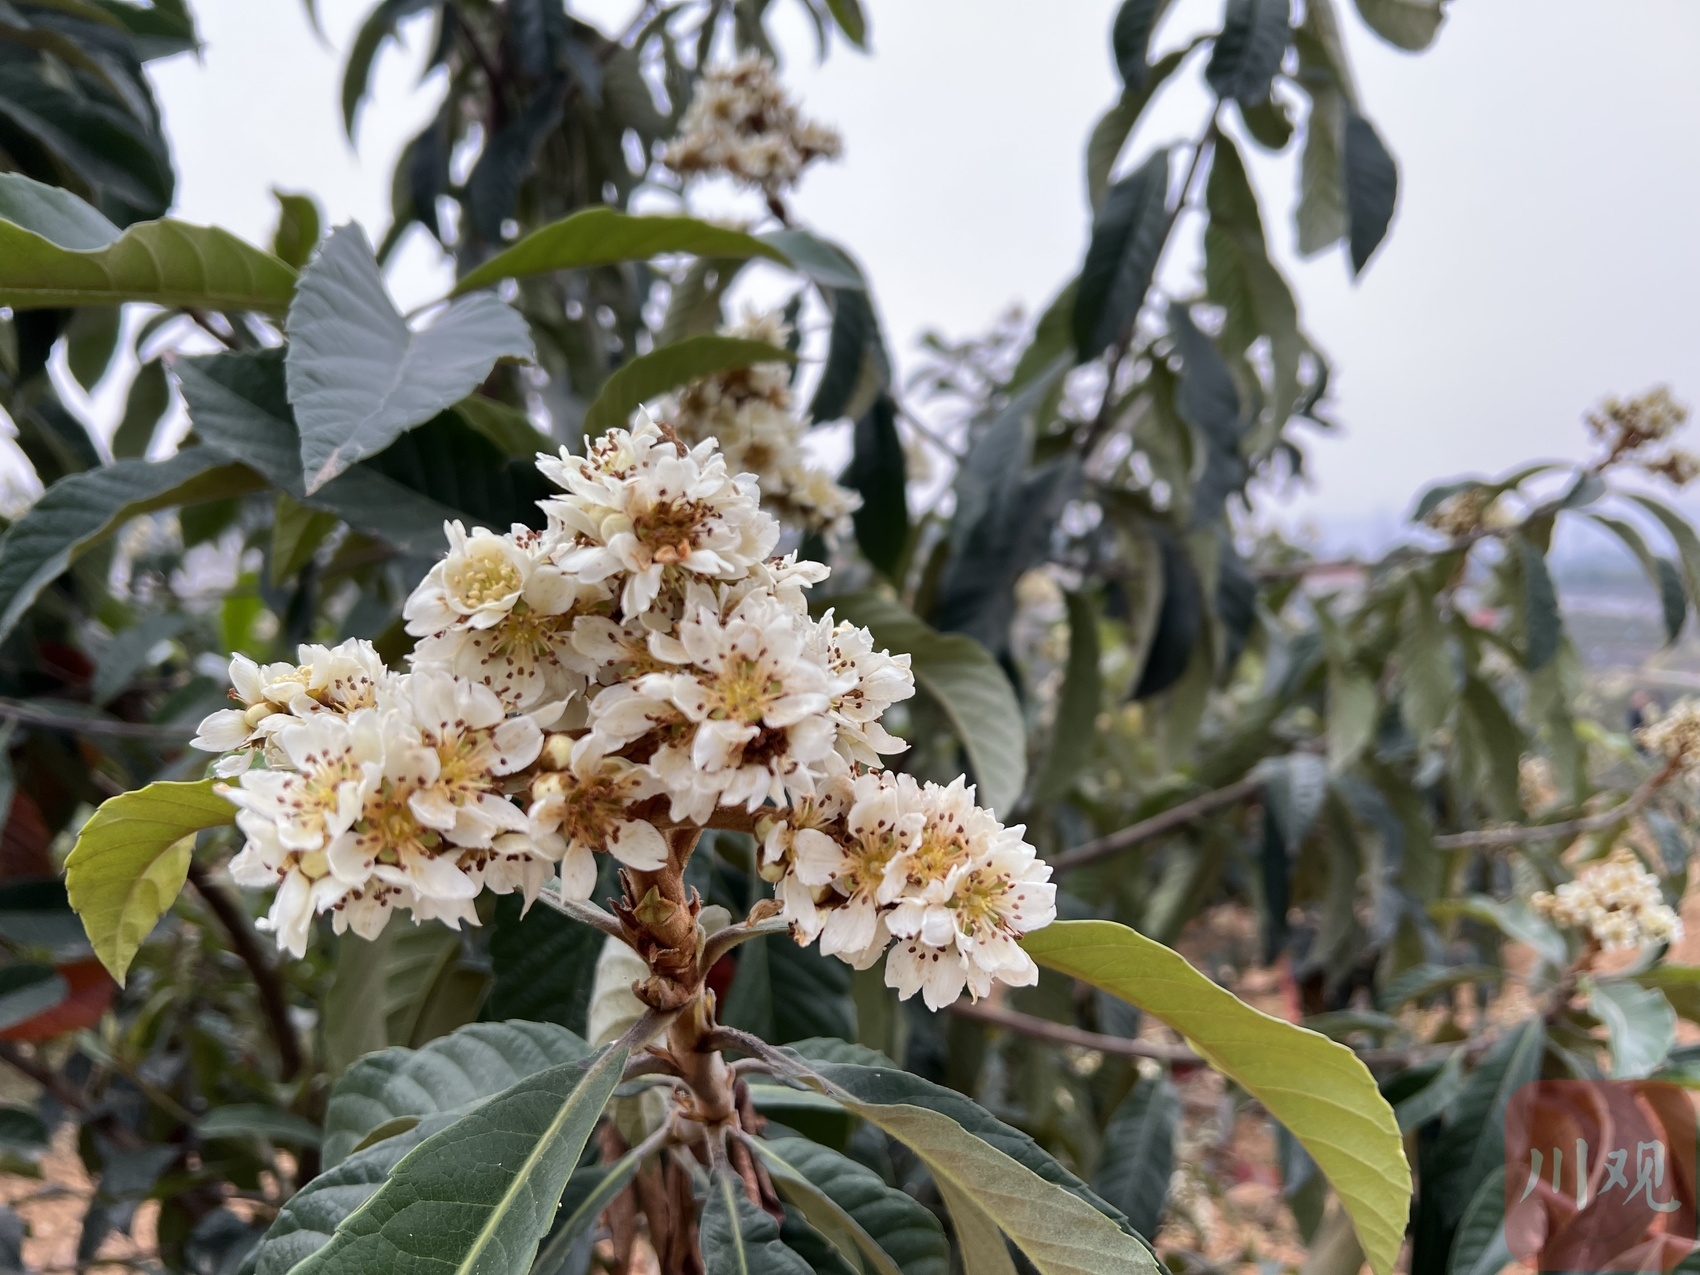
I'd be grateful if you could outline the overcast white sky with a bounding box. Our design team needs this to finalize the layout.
[145,1,1700,546]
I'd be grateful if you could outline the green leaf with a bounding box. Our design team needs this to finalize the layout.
[0,172,296,312]
[323,1019,592,1167]
[1092,1075,1178,1240]
[821,593,1026,816]
[824,0,868,47]
[938,1178,1020,1275]
[270,187,323,270]
[270,494,339,579]
[1021,920,1410,1275]
[1523,530,1557,673]
[809,287,889,425]
[484,893,603,1035]
[285,224,534,492]
[292,1045,626,1275]
[1344,110,1398,274]
[1422,1019,1544,1227]
[1085,45,1191,211]
[1439,897,1567,971]
[1327,667,1378,771]
[1589,980,1676,1080]
[701,1171,813,1275]
[1588,514,1686,645]
[1397,579,1455,737]
[1112,0,1175,87]
[1034,591,1102,803]
[255,1119,443,1275]
[1206,0,1291,105]
[197,1105,324,1148]
[843,395,910,577]
[0,964,67,1031]
[1353,0,1446,51]
[1295,83,1348,256]
[1447,1168,1508,1275]
[453,208,792,296]
[177,350,548,556]
[1074,148,1170,359]
[64,778,236,985]
[321,915,467,1079]
[758,228,867,291]
[1626,493,1700,613]
[1009,282,1079,392]
[341,0,439,137]
[451,395,552,457]
[582,335,793,435]
[722,935,855,1045]
[753,1136,950,1275]
[0,447,262,643]
[112,359,170,459]
[799,1063,1160,1275]
[92,612,189,706]
[1458,678,1525,816]
[66,307,121,391]
[533,1158,648,1275]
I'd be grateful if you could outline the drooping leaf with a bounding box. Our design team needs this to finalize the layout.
[1022,920,1410,1275]
[66,307,121,391]
[1295,81,1348,257]
[1422,1019,1545,1228]
[822,593,1026,816]
[341,0,441,137]
[1131,525,1203,699]
[581,335,794,434]
[798,1063,1160,1275]
[1092,1075,1179,1240]
[758,228,867,291]
[700,1171,813,1275]
[270,494,339,579]
[1206,0,1291,105]
[91,612,189,706]
[321,917,469,1080]
[1034,591,1102,803]
[1523,530,1557,673]
[1086,46,1192,210]
[0,172,296,311]
[1112,0,1174,87]
[197,1105,325,1148]
[451,395,552,457]
[809,287,890,425]
[1627,493,1700,612]
[64,779,236,985]
[453,208,791,296]
[1074,148,1170,359]
[1588,514,1686,645]
[843,394,910,577]
[111,358,170,459]
[322,1019,592,1167]
[1589,980,1676,1080]
[285,224,534,492]
[754,1136,950,1275]
[1397,579,1455,736]
[824,0,868,47]
[722,935,856,1045]
[295,1045,626,1275]
[484,894,603,1036]
[465,81,568,244]
[1343,110,1398,274]
[0,447,261,643]
[1353,0,1446,51]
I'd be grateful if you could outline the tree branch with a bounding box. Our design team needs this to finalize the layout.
[1050,774,1263,872]
[532,888,631,942]
[949,999,1200,1063]
[186,862,303,1081]
[0,698,194,741]
[1433,762,1678,849]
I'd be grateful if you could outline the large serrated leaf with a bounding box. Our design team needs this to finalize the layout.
[754,1136,950,1275]
[701,1172,813,1275]
[0,446,261,643]
[322,1020,592,1167]
[0,173,297,312]
[1343,110,1398,274]
[293,1046,626,1275]
[798,1064,1160,1275]
[286,225,534,492]
[820,593,1025,816]
[1093,1075,1179,1241]
[64,779,237,986]
[1022,920,1410,1275]
[582,335,793,434]
[1205,0,1291,105]
[1422,1019,1544,1228]
[454,208,791,296]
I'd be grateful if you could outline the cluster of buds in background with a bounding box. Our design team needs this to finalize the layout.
[192,416,1055,1010]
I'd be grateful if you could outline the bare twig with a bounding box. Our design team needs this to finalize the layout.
[0,698,194,741]
[186,861,304,1080]
[1050,774,1263,872]
[949,999,1200,1063]
[1433,762,1678,849]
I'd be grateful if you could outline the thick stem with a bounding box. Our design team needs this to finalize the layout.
[615,826,706,1010]
[668,995,738,1126]
[187,861,304,1080]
